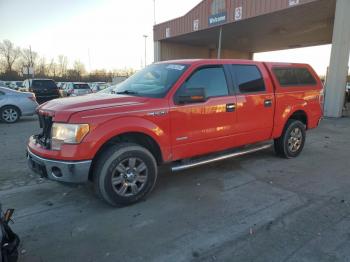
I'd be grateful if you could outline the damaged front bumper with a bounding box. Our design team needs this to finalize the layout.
[27,148,92,184]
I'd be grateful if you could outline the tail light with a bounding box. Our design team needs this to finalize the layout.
[319,90,324,111]
[320,89,324,108]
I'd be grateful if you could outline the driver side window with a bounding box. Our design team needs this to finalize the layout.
[182,66,228,98]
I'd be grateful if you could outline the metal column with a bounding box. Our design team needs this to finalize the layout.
[324,0,350,117]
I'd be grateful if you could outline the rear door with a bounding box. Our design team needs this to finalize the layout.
[229,63,275,145]
[170,65,237,160]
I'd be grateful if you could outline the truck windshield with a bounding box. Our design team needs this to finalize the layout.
[101,63,188,98]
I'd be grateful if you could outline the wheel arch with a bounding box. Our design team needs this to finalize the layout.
[0,104,22,116]
[288,110,308,129]
[273,109,308,139]
[88,131,163,181]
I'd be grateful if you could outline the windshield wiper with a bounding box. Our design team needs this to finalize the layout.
[116,90,138,95]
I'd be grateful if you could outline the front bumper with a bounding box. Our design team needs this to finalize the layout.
[27,148,92,184]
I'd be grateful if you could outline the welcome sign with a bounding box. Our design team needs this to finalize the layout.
[208,12,227,26]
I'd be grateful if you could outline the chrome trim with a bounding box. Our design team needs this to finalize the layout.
[147,110,168,116]
[176,136,188,141]
[81,107,170,119]
[171,144,272,172]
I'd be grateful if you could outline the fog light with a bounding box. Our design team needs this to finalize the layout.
[51,167,63,178]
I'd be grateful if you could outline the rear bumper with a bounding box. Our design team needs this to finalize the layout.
[36,95,59,104]
[27,148,92,184]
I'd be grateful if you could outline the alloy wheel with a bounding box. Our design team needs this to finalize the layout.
[111,157,148,197]
[288,127,303,153]
[2,108,18,123]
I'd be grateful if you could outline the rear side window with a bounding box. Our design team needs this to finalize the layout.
[273,68,316,86]
[73,84,90,89]
[32,80,57,89]
[231,65,266,93]
[184,67,228,98]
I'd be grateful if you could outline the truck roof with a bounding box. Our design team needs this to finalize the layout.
[157,59,311,68]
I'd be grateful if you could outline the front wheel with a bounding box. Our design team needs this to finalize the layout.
[274,120,306,158]
[93,143,158,206]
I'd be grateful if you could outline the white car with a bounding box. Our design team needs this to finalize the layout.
[91,82,109,93]
[9,81,23,90]
[63,82,92,96]
[0,87,38,123]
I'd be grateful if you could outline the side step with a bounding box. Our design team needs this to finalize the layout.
[171,143,272,172]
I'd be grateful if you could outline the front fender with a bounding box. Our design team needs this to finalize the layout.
[83,116,171,161]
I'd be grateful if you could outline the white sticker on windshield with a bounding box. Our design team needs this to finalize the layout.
[166,64,185,71]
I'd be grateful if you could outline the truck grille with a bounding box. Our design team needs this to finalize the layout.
[35,114,53,149]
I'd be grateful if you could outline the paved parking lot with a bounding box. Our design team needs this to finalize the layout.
[1,116,350,262]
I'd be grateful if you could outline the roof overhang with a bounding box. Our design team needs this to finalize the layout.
[155,0,336,53]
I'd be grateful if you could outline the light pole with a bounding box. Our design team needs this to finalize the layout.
[143,35,148,68]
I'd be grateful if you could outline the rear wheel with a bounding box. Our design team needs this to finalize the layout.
[93,143,158,206]
[274,120,306,158]
[0,106,20,123]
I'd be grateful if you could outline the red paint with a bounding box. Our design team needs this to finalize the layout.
[28,59,323,164]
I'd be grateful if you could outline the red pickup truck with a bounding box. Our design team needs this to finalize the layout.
[27,59,323,206]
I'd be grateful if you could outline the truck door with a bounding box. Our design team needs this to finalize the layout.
[170,65,237,160]
[229,63,275,145]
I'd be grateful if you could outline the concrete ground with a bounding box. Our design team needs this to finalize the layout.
[0,116,350,262]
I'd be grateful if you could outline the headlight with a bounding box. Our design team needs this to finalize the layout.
[51,123,90,150]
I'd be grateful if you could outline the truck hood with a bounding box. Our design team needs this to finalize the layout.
[38,93,149,121]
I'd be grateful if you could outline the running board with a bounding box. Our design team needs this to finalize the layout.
[171,143,272,172]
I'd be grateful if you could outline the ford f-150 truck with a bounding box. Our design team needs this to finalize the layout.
[27,59,323,206]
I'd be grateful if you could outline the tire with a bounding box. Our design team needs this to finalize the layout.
[274,120,306,159]
[0,106,20,123]
[93,143,158,206]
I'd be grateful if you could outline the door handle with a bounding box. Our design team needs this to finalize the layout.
[264,99,272,107]
[226,103,236,112]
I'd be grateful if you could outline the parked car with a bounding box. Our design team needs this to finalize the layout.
[346,82,350,102]
[27,59,323,206]
[56,82,64,88]
[22,79,60,104]
[58,85,67,98]
[0,86,38,123]
[63,82,92,96]
[9,81,23,90]
[91,82,108,92]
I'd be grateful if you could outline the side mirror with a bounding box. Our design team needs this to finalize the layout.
[176,87,207,104]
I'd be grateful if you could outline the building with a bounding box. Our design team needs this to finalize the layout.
[153,0,350,118]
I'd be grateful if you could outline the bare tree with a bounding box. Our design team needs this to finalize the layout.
[0,40,21,73]
[58,55,68,77]
[36,56,47,77]
[73,60,86,80]
[21,47,38,76]
[47,58,58,78]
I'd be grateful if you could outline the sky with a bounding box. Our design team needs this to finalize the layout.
[0,0,345,75]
